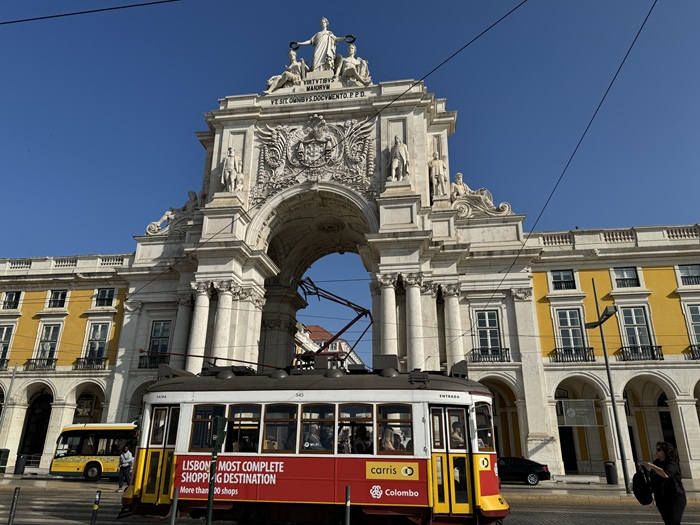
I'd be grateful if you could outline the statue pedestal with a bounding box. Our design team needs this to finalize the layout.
[383,178,412,195]
[208,191,245,208]
[432,194,451,208]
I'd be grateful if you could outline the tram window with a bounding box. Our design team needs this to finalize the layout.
[150,407,168,446]
[475,402,494,451]
[377,404,412,455]
[166,407,179,447]
[226,404,261,453]
[338,404,373,455]
[301,404,334,453]
[430,408,445,450]
[448,409,467,449]
[263,404,297,454]
[190,404,226,451]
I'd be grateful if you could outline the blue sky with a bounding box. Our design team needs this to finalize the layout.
[2,1,698,364]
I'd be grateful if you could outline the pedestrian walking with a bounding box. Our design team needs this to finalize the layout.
[646,441,686,525]
[117,445,134,492]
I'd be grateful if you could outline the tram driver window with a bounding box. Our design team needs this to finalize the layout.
[338,404,373,454]
[475,402,494,451]
[226,404,261,453]
[189,404,226,451]
[301,404,334,453]
[377,404,412,455]
[263,404,297,454]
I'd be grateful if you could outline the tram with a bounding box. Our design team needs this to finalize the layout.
[123,356,509,524]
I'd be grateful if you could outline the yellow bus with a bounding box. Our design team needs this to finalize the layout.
[50,423,136,481]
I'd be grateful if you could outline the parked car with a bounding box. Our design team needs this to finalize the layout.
[497,456,551,485]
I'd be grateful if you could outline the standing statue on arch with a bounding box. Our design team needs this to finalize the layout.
[292,17,350,72]
[388,136,409,182]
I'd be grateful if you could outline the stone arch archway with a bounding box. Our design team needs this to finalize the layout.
[477,376,520,457]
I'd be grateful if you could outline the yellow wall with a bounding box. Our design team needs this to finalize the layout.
[10,288,124,367]
[643,266,690,355]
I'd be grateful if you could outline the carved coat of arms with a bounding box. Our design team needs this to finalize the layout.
[253,114,376,207]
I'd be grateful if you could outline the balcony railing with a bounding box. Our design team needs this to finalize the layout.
[620,345,663,361]
[687,345,700,360]
[552,281,576,290]
[681,275,700,286]
[138,353,170,369]
[25,358,57,371]
[73,357,107,370]
[615,278,640,288]
[554,347,595,363]
[471,348,510,363]
[0,358,7,371]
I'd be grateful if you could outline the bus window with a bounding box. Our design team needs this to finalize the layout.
[377,404,412,454]
[262,404,297,453]
[55,434,81,458]
[475,402,494,451]
[300,404,334,453]
[338,404,373,454]
[190,405,226,451]
[227,405,261,453]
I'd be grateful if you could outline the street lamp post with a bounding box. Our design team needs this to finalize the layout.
[585,278,631,494]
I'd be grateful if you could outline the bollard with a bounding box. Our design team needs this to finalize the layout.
[89,490,101,525]
[345,485,351,525]
[6,487,20,525]
[169,486,180,525]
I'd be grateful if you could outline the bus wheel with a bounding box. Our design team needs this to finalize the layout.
[84,463,102,482]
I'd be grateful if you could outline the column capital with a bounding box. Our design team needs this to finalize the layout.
[512,287,533,301]
[177,293,192,307]
[124,300,143,313]
[421,282,438,296]
[441,283,461,298]
[214,280,236,295]
[378,273,398,288]
[369,281,382,296]
[403,272,424,287]
[191,281,211,295]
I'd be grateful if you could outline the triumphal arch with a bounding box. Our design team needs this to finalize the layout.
[117,20,554,466]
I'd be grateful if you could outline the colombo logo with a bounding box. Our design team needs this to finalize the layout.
[370,485,383,499]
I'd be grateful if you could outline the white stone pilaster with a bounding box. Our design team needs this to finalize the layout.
[404,273,425,371]
[41,402,78,469]
[370,282,382,366]
[667,397,700,478]
[211,281,235,365]
[421,282,440,371]
[443,284,464,370]
[186,281,211,374]
[600,397,635,484]
[379,274,398,356]
[170,293,193,370]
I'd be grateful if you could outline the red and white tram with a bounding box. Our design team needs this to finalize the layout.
[124,358,509,524]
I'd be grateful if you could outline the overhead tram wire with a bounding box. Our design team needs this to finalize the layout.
[420,0,660,370]
[0,0,182,26]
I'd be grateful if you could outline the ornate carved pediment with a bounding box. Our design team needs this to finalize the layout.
[451,188,512,219]
[253,114,376,207]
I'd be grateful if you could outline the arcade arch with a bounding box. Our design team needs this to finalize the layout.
[478,377,521,458]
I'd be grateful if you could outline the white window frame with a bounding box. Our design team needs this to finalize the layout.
[548,269,579,293]
[554,308,586,349]
[149,320,172,355]
[46,289,69,309]
[611,267,643,289]
[0,324,15,361]
[474,310,502,353]
[35,322,63,360]
[684,304,700,346]
[618,305,654,349]
[1,291,22,311]
[467,296,510,358]
[94,288,116,308]
[677,264,700,288]
[83,320,111,358]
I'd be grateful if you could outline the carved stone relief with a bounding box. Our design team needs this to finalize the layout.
[253,114,376,207]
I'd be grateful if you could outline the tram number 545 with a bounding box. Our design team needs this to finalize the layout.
[295,392,304,398]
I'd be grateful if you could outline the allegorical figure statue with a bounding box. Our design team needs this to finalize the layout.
[147,191,198,234]
[334,43,371,86]
[428,152,448,197]
[221,147,243,193]
[293,17,347,72]
[388,135,409,181]
[450,172,494,205]
[264,49,309,95]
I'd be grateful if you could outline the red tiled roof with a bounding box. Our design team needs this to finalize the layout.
[305,324,334,341]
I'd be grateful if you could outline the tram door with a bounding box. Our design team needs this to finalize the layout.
[429,406,472,515]
[141,405,179,505]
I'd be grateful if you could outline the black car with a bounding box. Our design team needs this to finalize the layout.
[497,456,551,485]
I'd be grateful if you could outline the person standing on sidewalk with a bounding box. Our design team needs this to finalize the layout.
[117,445,134,492]
[647,441,686,525]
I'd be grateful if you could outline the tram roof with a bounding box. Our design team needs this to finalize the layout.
[146,366,492,397]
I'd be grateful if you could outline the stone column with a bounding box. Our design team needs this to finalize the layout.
[236,289,265,367]
[667,397,700,478]
[404,273,425,371]
[600,397,634,484]
[186,281,211,374]
[170,293,193,370]
[211,281,235,366]
[106,299,142,422]
[370,282,382,365]
[421,282,440,371]
[42,402,78,469]
[443,284,465,370]
[379,274,398,356]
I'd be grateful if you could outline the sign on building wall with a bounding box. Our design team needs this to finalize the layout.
[558,400,599,427]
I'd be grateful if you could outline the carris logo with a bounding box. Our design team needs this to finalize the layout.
[401,466,414,476]
[370,485,383,499]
